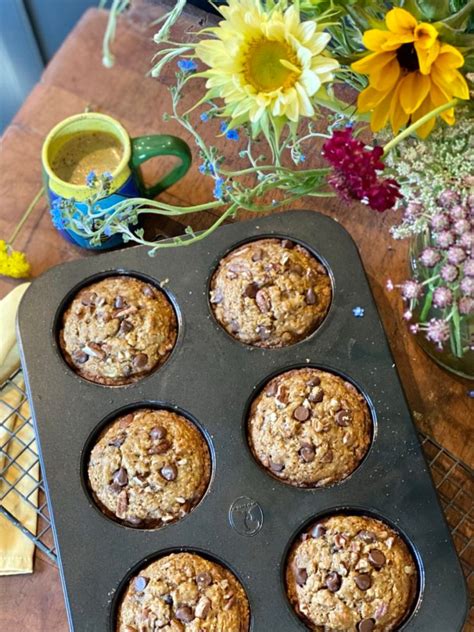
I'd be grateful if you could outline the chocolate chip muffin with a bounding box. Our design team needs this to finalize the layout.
[117,552,250,631]
[286,515,418,631]
[247,368,371,487]
[88,409,211,528]
[210,239,331,348]
[59,276,177,385]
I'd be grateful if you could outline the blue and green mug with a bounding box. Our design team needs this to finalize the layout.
[42,112,192,250]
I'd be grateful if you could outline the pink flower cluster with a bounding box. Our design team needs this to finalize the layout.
[322,128,401,212]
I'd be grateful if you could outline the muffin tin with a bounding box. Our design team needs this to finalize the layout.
[17,210,468,631]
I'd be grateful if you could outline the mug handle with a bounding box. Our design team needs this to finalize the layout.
[130,135,192,198]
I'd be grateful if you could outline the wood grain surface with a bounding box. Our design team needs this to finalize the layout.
[0,2,472,630]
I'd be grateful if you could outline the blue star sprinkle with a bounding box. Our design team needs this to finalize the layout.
[352,306,365,318]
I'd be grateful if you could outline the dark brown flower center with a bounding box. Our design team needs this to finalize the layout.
[396,43,420,72]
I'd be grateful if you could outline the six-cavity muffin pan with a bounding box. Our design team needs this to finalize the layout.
[17,210,468,631]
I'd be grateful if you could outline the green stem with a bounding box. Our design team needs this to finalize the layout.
[419,289,433,322]
[383,99,458,155]
[8,187,45,245]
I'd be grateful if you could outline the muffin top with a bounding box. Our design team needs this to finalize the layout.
[247,368,372,487]
[117,552,250,631]
[88,409,211,528]
[210,239,331,348]
[59,276,177,385]
[286,515,418,632]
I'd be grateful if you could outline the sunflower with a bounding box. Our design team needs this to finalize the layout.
[352,7,469,138]
[195,0,339,130]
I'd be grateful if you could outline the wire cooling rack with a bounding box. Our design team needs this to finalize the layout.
[0,370,472,624]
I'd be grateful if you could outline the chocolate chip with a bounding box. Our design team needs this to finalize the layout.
[112,467,128,487]
[73,350,88,364]
[358,618,375,632]
[134,576,149,592]
[114,295,124,309]
[196,572,212,587]
[325,571,342,592]
[257,324,270,340]
[119,320,133,334]
[229,319,240,333]
[281,239,295,249]
[269,460,284,473]
[293,406,311,422]
[123,365,132,377]
[175,605,194,623]
[311,524,326,538]
[334,534,347,549]
[117,489,128,515]
[210,288,223,304]
[276,385,289,404]
[87,343,106,360]
[81,292,97,306]
[113,305,138,319]
[336,410,352,426]
[163,594,173,605]
[108,435,125,448]
[160,464,177,481]
[243,283,259,298]
[126,516,143,526]
[265,381,278,397]
[255,289,270,313]
[321,448,333,463]
[109,483,122,494]
[149,440,171,455]
[195,596,211,619]
[150,426,166,441]
[299,443,315,463]
[133,353,148,368]
[251,248,263,261]
[118,414,134,428]
[306,376,321,387]
[142,285,155,298]
[308,388,324,403]
[358,530,376,543]
[295,567,308,586]
[306,288,317,305]
[368,549,386,569]
[355,573,372,591]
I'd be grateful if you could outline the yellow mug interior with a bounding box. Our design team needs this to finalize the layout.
[42,112,131,201]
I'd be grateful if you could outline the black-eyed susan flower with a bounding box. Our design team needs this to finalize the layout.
[352,7,469,138]
[195,0,339,132]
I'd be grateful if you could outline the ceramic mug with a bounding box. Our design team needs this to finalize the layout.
[42,112,192,249]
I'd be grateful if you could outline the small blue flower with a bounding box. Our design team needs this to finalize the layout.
[219,121,239,141]
[102,171,113,181]
[103,225,113,237]
[177,59,197,73]
[199,164,207,174]
[468,389,474,398]
[352,306,365,318]
[200,112,210,122]
[50,202,66,230]
[213,177,225,200]
[299,154,306,163]
[86,171,97,187]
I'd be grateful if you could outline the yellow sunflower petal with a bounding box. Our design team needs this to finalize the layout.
[386,8,417,35]
[351,51,388,74]
[389,82,410,134]
[414,23,438,50]
[411,97,436,138]
[415,39,440,75]
[380,32,415,50]
[432,66,469,100]
[399,72,431,114]
[370,90,394,132]
[369,55,400,91]
[362,29,391,52]
[435,43,465,69]
[357,85,389,112]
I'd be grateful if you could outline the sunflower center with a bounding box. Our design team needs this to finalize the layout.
[396,43,420,72]
[243,39,300,92]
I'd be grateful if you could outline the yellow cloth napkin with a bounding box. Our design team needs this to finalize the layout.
[0,282,39,575]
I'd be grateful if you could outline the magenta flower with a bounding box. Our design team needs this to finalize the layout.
[460,277,474,297]
[459,232,473,249]
[426,318,450,350]
[447,246,466,265]
[322,128,401,213]
[419,247,441,268]
[403,309,413,321]
[440,264,458,283]
[430,213,450,231]
[453,219,471,235]
[449,205,467,221]
[386,279,394,291]
[439,190,460,209]
[459,297,474,315]
[463,259,474,278]
[435,230,455,249]
[405,202,423,218]
[433,287,453,308]
[401,280,423,300]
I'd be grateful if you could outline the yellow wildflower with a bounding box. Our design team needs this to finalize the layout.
[0,241,31,279]
[352,7,469,138]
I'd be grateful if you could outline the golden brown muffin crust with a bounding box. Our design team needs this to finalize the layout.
[210,238,331,348]
[286,515,418,631]
[248,368,372,487]
[60,276,177,385]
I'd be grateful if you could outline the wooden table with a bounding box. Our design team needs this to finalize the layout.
[0,2,472,630]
